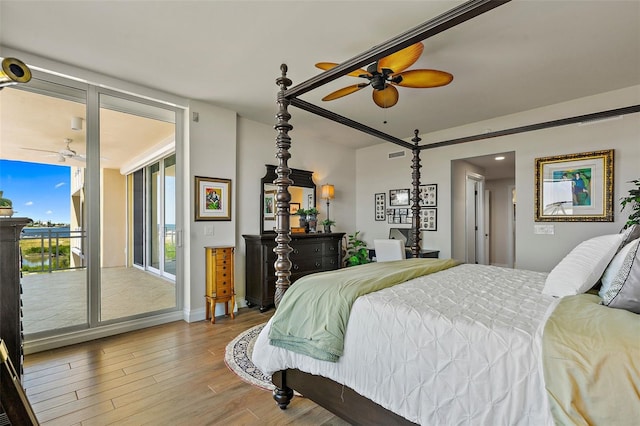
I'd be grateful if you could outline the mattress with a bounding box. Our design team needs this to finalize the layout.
[252,263,560,425]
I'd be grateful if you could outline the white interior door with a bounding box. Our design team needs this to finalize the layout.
[465,173,487,264]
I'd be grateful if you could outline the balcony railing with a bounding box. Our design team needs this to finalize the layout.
[21,228,86,273]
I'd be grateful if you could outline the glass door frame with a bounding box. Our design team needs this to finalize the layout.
[16,68,185,345]
[145,154,176,281]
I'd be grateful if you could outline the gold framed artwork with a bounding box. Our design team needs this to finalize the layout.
[195,176,232,221]
[534,149,614,222]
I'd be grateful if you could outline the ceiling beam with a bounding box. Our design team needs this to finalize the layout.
[290,98,415,150]
[421,105,640,150]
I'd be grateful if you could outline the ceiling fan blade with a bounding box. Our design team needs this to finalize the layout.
[392,69,454,88]
[372,85,399,108]
[378,42,424,74]
[20,147,59,154]
[321,83,369,101]
[315,62,371,78]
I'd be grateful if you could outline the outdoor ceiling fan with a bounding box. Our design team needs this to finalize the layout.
[22,138,86,162]
[315,42,453,108]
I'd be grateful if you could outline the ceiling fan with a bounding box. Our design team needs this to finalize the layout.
[22,138,86,162]
[315,42,453,108]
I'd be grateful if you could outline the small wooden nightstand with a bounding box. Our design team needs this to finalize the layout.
[204,246,235,324]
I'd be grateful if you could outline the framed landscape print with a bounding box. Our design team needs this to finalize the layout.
[195,176,232,221]
[420,208,437,231]
[534,149,613,222]
[419,184,438,207]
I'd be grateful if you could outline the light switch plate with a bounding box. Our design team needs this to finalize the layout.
[204,224,214,236]
[534,224,555,235]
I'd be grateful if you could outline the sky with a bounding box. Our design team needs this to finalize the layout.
[0,159,71,224]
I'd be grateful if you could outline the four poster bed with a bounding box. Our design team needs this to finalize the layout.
[251,0,640,424]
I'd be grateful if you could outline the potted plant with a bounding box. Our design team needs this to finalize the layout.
[321,219,336,233]
[343,231,370,267]
[0,191,14,217]
[306,207,319,232]
[620,179,640,228]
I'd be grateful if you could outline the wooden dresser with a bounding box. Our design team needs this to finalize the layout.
[243,233,345,312]
[204,246,235,324]
[1,217,38,423]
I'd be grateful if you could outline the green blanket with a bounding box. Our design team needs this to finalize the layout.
[543,294,640,425]
[268,258,460,362]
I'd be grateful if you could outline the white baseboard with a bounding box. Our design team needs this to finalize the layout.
[25,311,184,354]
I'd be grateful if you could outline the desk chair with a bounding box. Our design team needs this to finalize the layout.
[373,239,406,262]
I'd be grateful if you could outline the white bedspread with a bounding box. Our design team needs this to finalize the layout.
[252,264,559,425]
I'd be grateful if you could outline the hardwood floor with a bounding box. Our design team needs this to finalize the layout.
[23,308,349,425]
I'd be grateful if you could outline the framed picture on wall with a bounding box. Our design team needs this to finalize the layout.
[389,188,410,206]
[534,149,613,222]
[420,208,437,231]
[374,193,386,221]
[263,190,276,220]
[195,176,232,221]
[419,184,438,207]
[290,202,301,215]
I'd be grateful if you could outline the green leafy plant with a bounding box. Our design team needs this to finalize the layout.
[306,207,319,216]
[0,191,12,207]
[295,208,308,216]
[343,231,370,267]
[620,179,640,228]
[321,219,335,226]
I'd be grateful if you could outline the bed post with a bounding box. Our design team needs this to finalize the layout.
[273,64,294,308]
[410,129,422,258]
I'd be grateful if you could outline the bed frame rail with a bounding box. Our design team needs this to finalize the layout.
[273,369,417,425]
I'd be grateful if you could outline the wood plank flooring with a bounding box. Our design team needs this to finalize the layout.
[23,308,349,425]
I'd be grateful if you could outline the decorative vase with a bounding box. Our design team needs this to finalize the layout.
[0,207,13,217]
[306,214,317,233]
[323,224,332,233]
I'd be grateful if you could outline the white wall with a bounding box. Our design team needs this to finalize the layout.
[186,100,237,321]
[355,85,640,272]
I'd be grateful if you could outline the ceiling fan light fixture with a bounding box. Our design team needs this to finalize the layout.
[71,116,83,131]
[315,41,452,108]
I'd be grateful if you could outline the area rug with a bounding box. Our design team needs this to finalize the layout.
[224,323,275,391]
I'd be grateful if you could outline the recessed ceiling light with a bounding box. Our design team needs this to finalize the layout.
[495,156,505,161]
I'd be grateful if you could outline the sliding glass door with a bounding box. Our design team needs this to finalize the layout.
[7,69,183,343]
[148,156,176,279]
[99,93,178,323]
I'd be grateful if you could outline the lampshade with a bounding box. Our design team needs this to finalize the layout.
[321,184,335,200]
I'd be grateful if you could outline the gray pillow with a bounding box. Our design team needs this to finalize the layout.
[600,238,640,314]
[619,224,640,251]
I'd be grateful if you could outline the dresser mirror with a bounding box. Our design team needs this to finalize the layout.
[261,165,316,234]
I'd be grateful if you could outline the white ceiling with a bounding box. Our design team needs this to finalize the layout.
[1,0,639,157]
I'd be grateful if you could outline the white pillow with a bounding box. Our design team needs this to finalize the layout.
[542,233,624,297]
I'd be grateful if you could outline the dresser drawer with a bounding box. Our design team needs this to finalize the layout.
[291,242,324,258]
[215,247,233,261]
[216,279,232,296]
